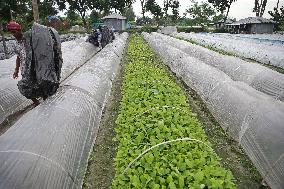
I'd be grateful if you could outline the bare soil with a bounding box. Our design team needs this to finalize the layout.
[82,44,127,189]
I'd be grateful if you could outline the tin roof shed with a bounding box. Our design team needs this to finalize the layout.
[227,17,276,34]
[102,14,126,20]
[102,14,127,31]
[228,17,276,26]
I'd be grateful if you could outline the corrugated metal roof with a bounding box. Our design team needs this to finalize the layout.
[102,14,126,20]
[228,17,276,25]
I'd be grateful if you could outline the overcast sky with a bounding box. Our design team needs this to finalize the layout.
[132,0,284,20]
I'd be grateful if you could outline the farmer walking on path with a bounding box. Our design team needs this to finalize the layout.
[7,21,63,106]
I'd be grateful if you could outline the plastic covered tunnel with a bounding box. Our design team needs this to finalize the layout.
[0,33,128,189]
[143,32,284,189]
[172,32,284,69]
[151,32,284,101]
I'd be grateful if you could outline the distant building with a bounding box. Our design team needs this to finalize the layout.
[102,14,127,31]
[214,18,234,29]
[227,17,276,34]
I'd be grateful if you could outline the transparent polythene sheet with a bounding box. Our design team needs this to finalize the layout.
[0,38,99,125]
[160,26,177,35]
[172,32,284,69]
[0,33,128,189]
[142,32,284,189]
[207,33,284,46]
[0,40,17,59]
[0,34,83,60]
[151,32,284,101]
[0,56,16,78]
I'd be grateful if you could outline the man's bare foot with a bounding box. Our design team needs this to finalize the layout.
[31,98,40,107]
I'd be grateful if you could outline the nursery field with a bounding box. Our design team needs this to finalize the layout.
[0,32,283,189]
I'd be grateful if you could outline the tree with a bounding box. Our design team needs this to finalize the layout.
[111,0,134,14]
[276,0,280,9]
[65,0,92,26]
[0,0,61,30]
[208,0,237,25]
[163,0,170,19]
[38,0,58,21]
[32,0,39,22]
[91,0,111,15]
[139,0,147,22]
[136,16,154,25]
[124,6,136,21]
[186,1,216,25]
[145,0,163,23]
[89,9,103,24]
[65,9,82,26]
[0,0,29,22]
[162,0,180,25]
[171,0,180,22]
[253,0,268,17]
[54,0,67,11]
[268,5,284,30]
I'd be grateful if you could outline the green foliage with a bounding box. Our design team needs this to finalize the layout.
[91,0,111,15]
[207,0,237,26]
[123,6,136,21]
[66,10,83,26]
[253,0,267,17]
[64,0,97,26]
[111,0,135,14]
[138,0,180,26]
[0,0,61,31]
[90,0,134,16]
[136,16,155,25]
[171,0,180,22]
[163,0,170,17]
[162,0,180,25]
[269,6,284,31]
[145,0,163,21]
[111,34,236,188]
[207,0,235,14]
[38,0,58,21]
[89,10,103,24]
[0,0,29,22]
[186,1,217,25]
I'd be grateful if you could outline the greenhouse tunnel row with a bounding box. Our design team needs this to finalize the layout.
[173,32,284,69]
[152,32,284,101]
[0,33,128,189]
[142,32,284,189]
